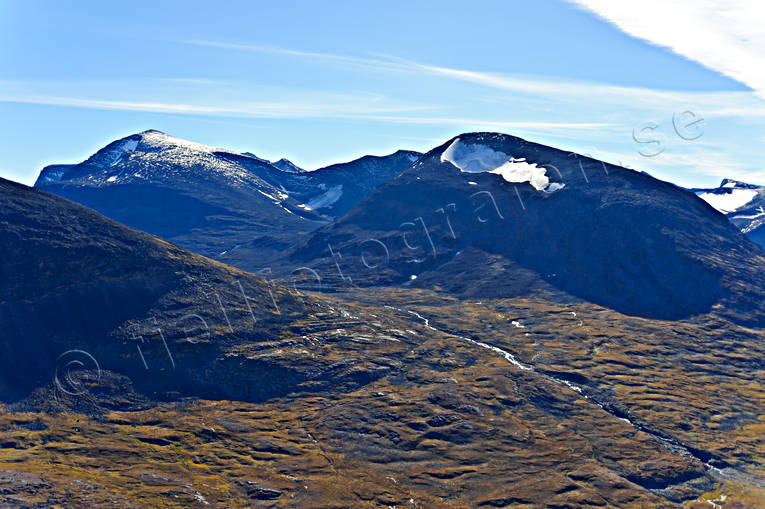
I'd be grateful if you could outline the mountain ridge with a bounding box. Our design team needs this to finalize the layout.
[33,130,422,272]
[692,178,765,247]
[280,132,765,325]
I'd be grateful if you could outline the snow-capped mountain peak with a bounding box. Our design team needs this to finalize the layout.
[34,131,423,270]
[694,178,765,214]
[691,178,765,246]
[241,154,304,173]
[440,137,564,192]
[718,178,760,190]
[34,130,271,188]
[137,129,227,154]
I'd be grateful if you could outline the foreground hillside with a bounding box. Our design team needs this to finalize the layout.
[2,284,765,507]
[2,179,764,507]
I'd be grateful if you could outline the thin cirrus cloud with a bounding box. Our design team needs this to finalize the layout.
[4,38,764,127]
[184,39,765,119]
[3,36,765,146]
[182,39,413,74]
[0,91,611,134]
[365,115,610,134]
[0,88,435,119]
[568,0,765,99]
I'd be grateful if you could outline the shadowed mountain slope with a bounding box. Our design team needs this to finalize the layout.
[284,132,765,324]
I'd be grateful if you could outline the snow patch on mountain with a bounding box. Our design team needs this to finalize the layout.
[115,130,260,185]
[733,206,765,220]
[109,139,139,166]
[698,189,758,213]
[305,184,343,210]
[35,165,72,184]
[140,130,220,153]
[441,138,562,192]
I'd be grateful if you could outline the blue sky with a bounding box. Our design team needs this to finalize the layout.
[1,0,764,187]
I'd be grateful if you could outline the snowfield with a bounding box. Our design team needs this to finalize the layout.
[698,189,758,213]
[109,139,139,167]
[305,184,343,210]
[440,138,563,192]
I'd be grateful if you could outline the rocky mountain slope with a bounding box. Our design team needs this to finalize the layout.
[0,176,324,403]
[3,177,457,407]
[283,133,765,325]
[34,130,420,271]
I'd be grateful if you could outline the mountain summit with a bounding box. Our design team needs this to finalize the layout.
[285,132,765,324]
[34,131,421,271]
[692,178,765,247]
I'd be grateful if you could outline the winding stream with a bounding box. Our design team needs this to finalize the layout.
[383,303,761,492]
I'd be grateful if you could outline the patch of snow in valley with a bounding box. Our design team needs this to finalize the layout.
[384,305,532,371]
[306,185,343,210]
[441,138,563,192]
[698,189,758,213]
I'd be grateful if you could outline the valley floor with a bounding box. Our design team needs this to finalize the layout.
[3,287,765,508]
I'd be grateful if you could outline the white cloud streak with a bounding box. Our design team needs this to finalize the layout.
[185,39,765,119]
[568,1,765,99]
[0,91,433,119]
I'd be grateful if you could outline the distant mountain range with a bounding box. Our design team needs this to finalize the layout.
[692,178,765,247]
[32,130,765,325]
[34,130,420,271]
[240,152,305,173]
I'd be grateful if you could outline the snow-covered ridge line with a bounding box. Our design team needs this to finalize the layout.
[139,129,232,154]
